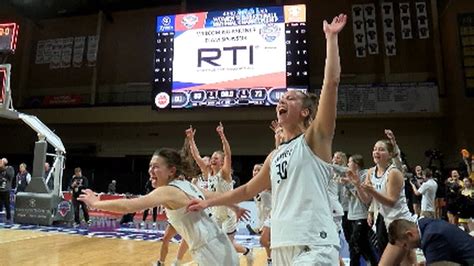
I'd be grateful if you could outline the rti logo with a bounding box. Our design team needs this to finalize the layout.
[198,46,254,67]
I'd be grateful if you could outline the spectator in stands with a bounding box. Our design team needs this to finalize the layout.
[459,177,474,232]
[0,158,14,222]
[445,170,463,225]
[388,218,474,265]
[434,168,446,219]
[107,180,117,194]
[15,163,31,193]
[410,168,438,218]
[44,162,54,190]
[70,167,90,226]
[461,149,473,179]
[411,165,424,216]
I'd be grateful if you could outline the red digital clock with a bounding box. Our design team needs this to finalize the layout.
[0,23,19,53]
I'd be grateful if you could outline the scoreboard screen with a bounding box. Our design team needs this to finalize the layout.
[0,23,19,53]
[152,5,308,109]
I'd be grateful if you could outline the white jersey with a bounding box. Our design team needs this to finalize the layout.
[254,190,272,229]
[208,171,234,220]
[270,134,339,248]
[165,179,238,265]
[328,174,344,218]
[370,165,415,227]
[195,175,208,190]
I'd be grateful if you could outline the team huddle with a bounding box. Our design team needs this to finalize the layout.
[78,13,474,266]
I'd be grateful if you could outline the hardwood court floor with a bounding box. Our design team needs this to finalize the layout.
[0,229,267,266]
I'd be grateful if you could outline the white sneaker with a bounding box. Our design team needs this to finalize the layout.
[245,248,255,266]
[170,260,181,266]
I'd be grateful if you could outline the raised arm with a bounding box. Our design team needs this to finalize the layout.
[385,129,403,170]
[305,14,346,163]
[216,122,232,182]
[188,152,273,211]
[79,186,176,213]
[461,149,472,176]
[185,126,209,178]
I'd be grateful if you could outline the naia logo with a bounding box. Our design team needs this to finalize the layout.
[181,14,199,29]
[58,201,71,217]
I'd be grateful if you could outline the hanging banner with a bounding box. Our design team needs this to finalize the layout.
[458,13,474,97]
[364,4,379,55]
[352,4,367,58]
[60,37,73,68]
[87,35,98,67]
[415,1,430,39]
[49,38,63,69]
[399,3,413,39]
[73,36,86,68]
[381,2,396,56]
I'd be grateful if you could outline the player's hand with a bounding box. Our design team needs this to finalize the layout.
[346,170,361,186]
[367,213,374,227]
[384,129,396,141]
[234,207,251,221]
[185,125,196,139]
[361,182,376,194]
[269,120,279,133]
[187,199,209,212]
[78,189,99,208]
[323,14,347,36]
[216,122,224,136]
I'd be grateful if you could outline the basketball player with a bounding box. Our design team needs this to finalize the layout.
[251,163,272,265]
[347,139,417,265]
[79,148,248,265]
[188,14,347,265]
[157,223,189,266]
[342,154,378,266]
[185,123,255,265]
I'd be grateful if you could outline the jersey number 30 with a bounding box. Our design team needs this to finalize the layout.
[276,161,288,180]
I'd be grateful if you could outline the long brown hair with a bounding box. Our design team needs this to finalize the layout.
[298,91,319,128]
[350,154,364,169]
[153,148,195,180]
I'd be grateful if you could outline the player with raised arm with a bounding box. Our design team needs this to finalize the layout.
[185,123,255,265]
[346,138,417,265]
[188,14,347,265]
[79,148,249,265]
